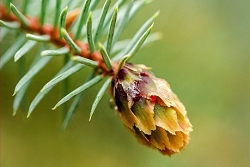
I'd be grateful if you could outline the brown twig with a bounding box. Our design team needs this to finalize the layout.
[0,4,116,76]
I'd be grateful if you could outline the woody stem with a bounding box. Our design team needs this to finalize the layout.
[0,4,114,76]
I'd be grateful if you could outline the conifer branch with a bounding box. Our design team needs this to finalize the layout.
[0,0,159,126]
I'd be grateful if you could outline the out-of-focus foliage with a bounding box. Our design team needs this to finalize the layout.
[1,0,250,167]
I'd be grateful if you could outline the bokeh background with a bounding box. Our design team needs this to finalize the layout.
[1,0,250,166]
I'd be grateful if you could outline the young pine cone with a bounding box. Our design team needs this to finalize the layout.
[111,63,193,156]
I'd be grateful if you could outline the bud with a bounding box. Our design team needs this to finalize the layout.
[111,63,193,156]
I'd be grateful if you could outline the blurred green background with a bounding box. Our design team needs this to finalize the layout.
[1,0,250,166]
